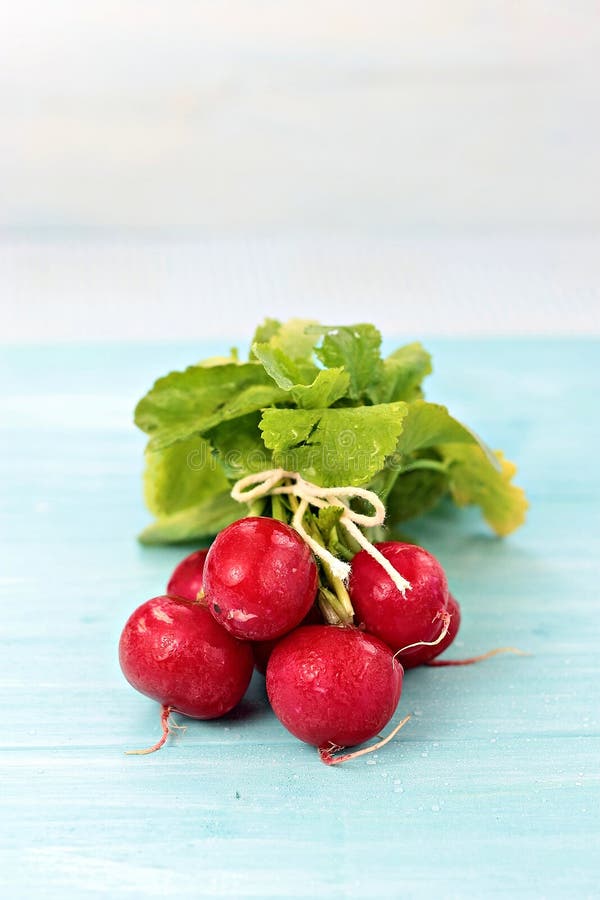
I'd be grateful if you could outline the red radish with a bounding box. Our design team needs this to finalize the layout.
[266,625,403,752]
[252,604,324,675]
[166,548,208,602]
[402,594,461,669]
[119,595,253,752]
[203,517,318,641]
[349,541,450,664]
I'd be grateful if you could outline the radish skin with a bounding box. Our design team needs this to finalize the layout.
[119,595,254,720]
[349,541,450,664]
[266,625,403,749]
[167,549,208,603]
[203,517,318,641]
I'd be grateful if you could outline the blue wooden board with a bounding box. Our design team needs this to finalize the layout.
[1,339,599,898]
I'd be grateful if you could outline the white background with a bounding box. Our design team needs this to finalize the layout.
[2,2,599,339]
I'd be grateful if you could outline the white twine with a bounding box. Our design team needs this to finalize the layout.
[230,468,411,594]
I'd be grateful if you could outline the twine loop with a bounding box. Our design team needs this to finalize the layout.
[231,468,411,594]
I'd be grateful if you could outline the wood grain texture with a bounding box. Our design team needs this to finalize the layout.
[1,339,599,898]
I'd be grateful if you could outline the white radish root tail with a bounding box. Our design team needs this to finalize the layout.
[318,714,412,766]
[393,609,452,660]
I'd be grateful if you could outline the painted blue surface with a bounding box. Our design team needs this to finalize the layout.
[1,339,599,898]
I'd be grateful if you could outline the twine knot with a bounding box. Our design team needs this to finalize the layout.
[230,468,411,594]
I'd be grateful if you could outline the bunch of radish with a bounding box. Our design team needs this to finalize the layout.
[119,516,473,763]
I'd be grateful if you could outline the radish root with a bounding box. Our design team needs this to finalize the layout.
[318,714,411,766]
[426,646,529,667]
[125,704,175,755]
[393,610,452,660]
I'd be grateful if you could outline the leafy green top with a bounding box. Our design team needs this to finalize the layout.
[134,319,527,544]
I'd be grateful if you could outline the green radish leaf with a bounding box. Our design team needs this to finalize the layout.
[135,363,287,451]
[252,318,320,383]
[386,458,449,524]
[372,342,433,403]
[253,317,321,363]
[143,435,229,517]
[253,341,350,409]
[376,401,492,511]
[394,401,478,457]
[252,343,317,390]
[250,318,282,349]
[440,444,528,536]
[292,367,350,409]
[196,348,240,367]
[260,402,408,487]
[271,318,320,360]
[139,490,241,544]
[312,323,384,400]
[206,412,272,479]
